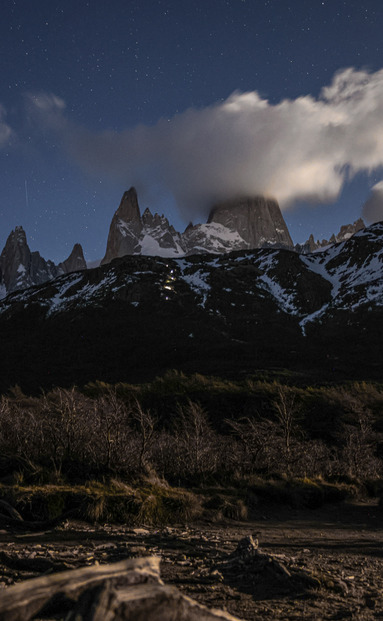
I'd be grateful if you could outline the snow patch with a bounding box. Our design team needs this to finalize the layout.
[299,304,329,335]
[259,274,298,315]
[139,234,184,257]
[178,264,211,307]
[117,219,135,237]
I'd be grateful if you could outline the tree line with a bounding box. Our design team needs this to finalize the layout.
[0,380,382,486]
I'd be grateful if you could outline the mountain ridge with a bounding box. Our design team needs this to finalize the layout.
[0,187,367,299]
[0,221,382,390]
[296,218,365,253]
[101,187,295,264]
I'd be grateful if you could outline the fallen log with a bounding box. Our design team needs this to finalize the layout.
[0,556,243,621]
[0,556,161,621]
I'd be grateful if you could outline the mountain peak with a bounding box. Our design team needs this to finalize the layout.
[101,191,295,263]
[116,187,141,224]
[0,226,31,294]
[0,227,86,299]
[297,218,366,253]
[208,195,294,249]
[337,218,365,241]
[14,225,27,236]
[6,225,28,247]
[101,188,143,264]
[58,243,87,274]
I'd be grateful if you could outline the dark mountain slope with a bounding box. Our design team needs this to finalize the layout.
[0,223,382,392]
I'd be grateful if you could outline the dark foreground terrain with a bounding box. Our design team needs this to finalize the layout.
[0,500,382,620]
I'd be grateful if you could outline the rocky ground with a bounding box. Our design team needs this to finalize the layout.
[0,500,382,620]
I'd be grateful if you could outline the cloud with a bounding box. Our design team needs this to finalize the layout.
[362,181,383,223]
[27,68,383,219]
[0,105,13,148]
[28,92,66,112]
[25,92,66,132]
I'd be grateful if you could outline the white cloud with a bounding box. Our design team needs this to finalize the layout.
[362,181,383,223]
[28,93,66,112]
[28,68,383,219]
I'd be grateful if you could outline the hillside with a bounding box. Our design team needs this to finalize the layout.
[0,222,382,391]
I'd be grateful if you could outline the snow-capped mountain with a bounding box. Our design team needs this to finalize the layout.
[0,221,382,390]
[0,226,86,299]
[0,188,366,299]
[101,188,185,263]
[4,222,381,324]
[100,187,293,264]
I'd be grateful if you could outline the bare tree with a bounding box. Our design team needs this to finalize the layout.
[173,400,217,480]
[271,385,303,476]
[93,388,131,472]
[338,393,382,479]
[131,399,157,473]
[225,416,270,475]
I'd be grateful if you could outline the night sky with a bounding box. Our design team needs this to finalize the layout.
[1,0,383,263]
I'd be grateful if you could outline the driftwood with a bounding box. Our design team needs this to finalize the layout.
[0,556,243,621]
[0,556,161,621]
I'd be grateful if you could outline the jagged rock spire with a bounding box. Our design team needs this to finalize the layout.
[296,218,366,254]
[101,187,143,265]
[101,190,295,265]
[114,188,141,225]
[0,226,33,293]
[0,226,86,299]
[59,243,87,274]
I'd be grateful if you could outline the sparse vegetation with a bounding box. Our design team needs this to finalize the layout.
[0,373,382,524]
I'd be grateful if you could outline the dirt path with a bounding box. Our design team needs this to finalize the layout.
[0,500,382,620]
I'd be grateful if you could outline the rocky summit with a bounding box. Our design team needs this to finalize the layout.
[207,195,293,249]
[0,222,382,391]
[0,226,86,299]
[101,188,185,264]
[295,218,365,253]
[0,189,367,298]
[101,187,294,264]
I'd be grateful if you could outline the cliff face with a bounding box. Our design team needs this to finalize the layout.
[0,226,59,296]
[207,196,294,249]
[101,188,143,265]
[101,189,294,264]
